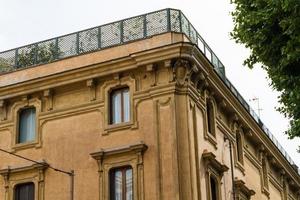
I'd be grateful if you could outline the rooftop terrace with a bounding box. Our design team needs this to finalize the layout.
[0,8,299,175]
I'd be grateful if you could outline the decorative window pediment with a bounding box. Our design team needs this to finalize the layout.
[202,152,229,176]
[234,179,255,200]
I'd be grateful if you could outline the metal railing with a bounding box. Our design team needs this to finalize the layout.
[0,8,298,175]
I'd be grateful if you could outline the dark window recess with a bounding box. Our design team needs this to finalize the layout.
[210,176,218,200]
[236,133,243,163]
[206,101,215,135]
[14,182,35,200]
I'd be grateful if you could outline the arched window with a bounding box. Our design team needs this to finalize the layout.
[110,87,130,124]
[14,182,35,200]
[206,99,215,136]
[110,166,133,200]
[18,107,36,143]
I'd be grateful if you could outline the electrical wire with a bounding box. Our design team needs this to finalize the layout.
[0,148,73,176]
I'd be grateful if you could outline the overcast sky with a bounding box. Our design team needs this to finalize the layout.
[0,0,299,167]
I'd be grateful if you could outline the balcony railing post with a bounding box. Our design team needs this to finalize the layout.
[15,48,18,69]
[120,21,124,44]
[179,11,182,33]
[98,27,101,49]
[76,32,80,54]
[55,38,59,59]
[143,14,147,38]
[34,44,38,65]
[167,9,171,32]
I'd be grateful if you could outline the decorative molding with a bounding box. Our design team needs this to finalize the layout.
[0,99,7,121]
[43,89,53,111]
[86,79,97,101]
[164,60,174,83]
[173,59,191,86]
[90,142,148,160]
[202,151,229,175]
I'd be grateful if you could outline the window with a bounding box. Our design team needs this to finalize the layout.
[110,88,130,124]
[206,100,215,136]
[14,182,35,200]
[262,158,269,189]
[110,167,133,200]
[236,132,244,164]
[18,107,36,143]
[0,162,47,200]
[91,142,147,200]
[203,152,229,200]
[210,176,218,200]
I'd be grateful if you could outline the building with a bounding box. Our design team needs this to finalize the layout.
[0,8,299,200]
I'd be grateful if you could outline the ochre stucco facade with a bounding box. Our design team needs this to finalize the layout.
[0,31,299,200]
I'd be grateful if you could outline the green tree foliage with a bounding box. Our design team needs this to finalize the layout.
[231,0,300,142]
[0,43,60,73]
[0,57,12,72]
[18,43,58,67]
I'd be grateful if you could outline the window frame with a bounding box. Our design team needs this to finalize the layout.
[17,107,36,144]
[234,128,245,174]
[102,76,138,135]
[91,142,147,200]
[109,166,133,200]
[11,98,42,151]
[261,157,269,192]
[202,152,229,200]
[203,94,218,148]
[236,131,244,164]
[206,100,215,136]
[109,87,130,125]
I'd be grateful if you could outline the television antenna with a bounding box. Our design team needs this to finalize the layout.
[249,97,263,117]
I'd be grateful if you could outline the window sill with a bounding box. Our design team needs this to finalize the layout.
[204,132,217,149]
[12,140,40,152]
[235,161,245,175]
[261,187,270,197]
[103,121,138,135]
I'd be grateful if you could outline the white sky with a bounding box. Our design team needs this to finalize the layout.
[0,0,299,167]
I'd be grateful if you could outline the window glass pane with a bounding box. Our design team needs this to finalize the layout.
[114,170,123,200]
[123,89,130,123]
[19,108,36,143]
[206,102,214,135]
[236,133,242,162]
[112,92,122,124]
[126,168,133,200]
[15,182,34,200]
[210,177,217,200]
